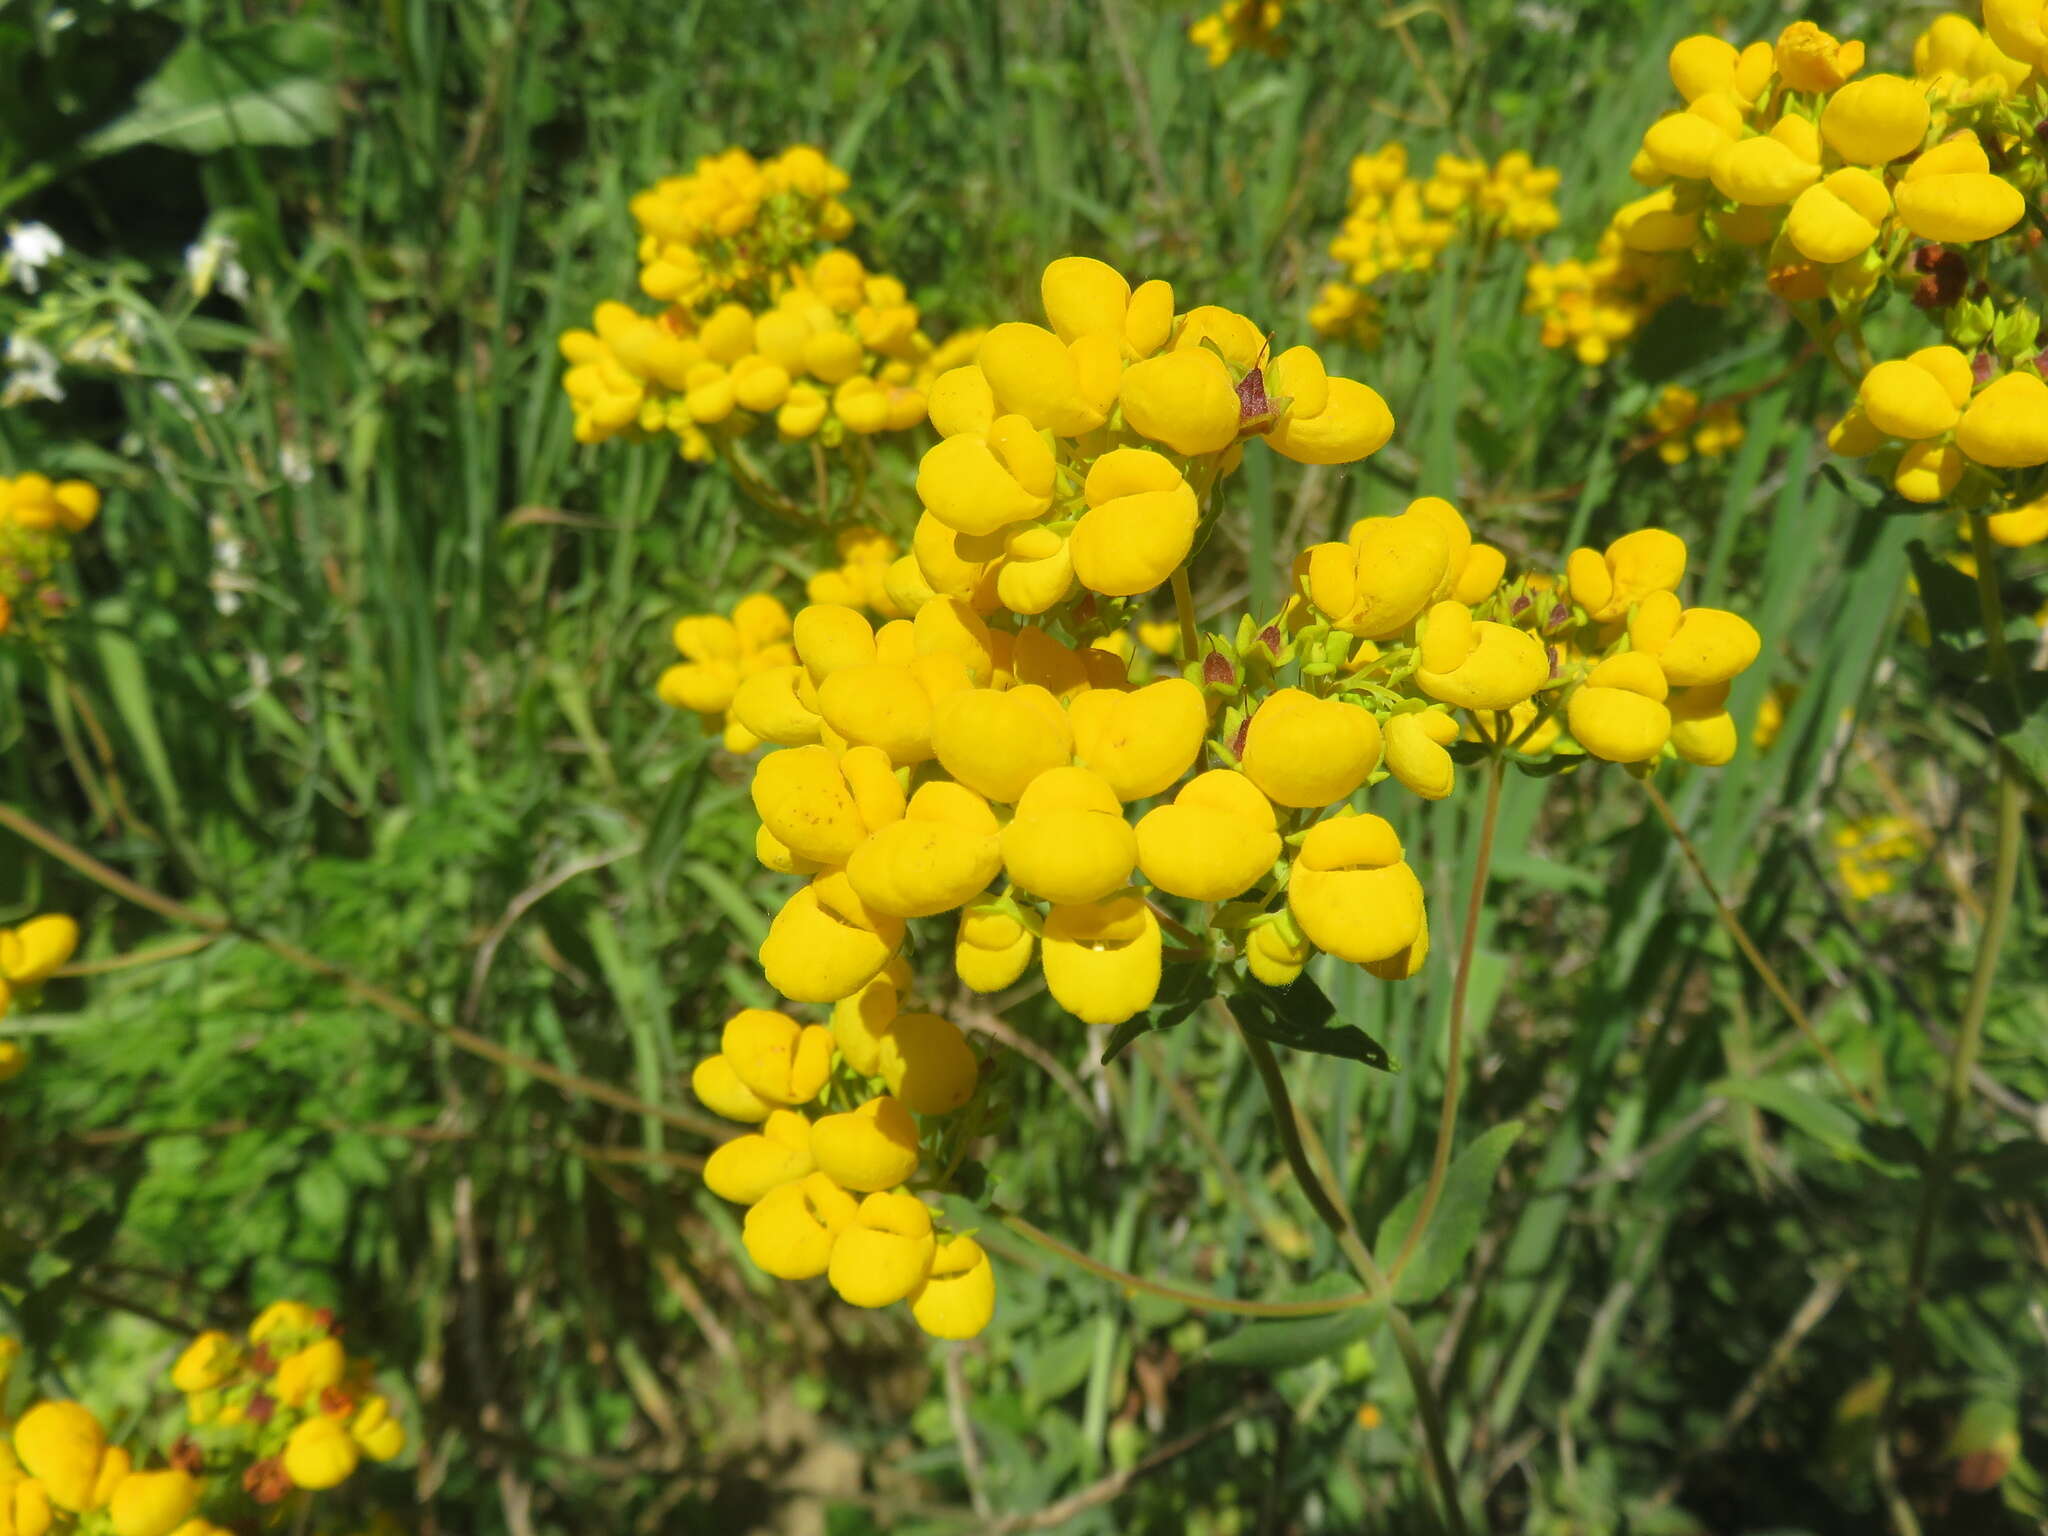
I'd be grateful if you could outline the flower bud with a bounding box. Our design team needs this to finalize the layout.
[1245,914,1313,987]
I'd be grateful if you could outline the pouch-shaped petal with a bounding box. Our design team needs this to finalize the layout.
[1567,652,1673,763]
[1958,373,2048,468]
[1310,506,1452,637]
[1068,678,1206,799]
[791,602,876,681]
[1041,893,1162,1025]
[760,873,906,1003]
[877,1012,979,1116]
[1383,711,1460,800]
[1669,681,1739,767]
[956,904,1035,993]
[1001,767,1139,904]
[1614,187,1701,252]
[15,1400,105,1512]
[915,434,1053,536]
[1119,349,1240,455]
[1895,171,2024,242]
[978,322,1103,435]
[692,1053,773,1124]
[703,1108,815,1205]
[1657,608,1762,687]
[1416,620,1550,711]
[751,744,865,865]
[1709,135,1820,206]
[743,1173,859,1280]
[721,1010,835,1106]
[1134,770,1280,899]
[810,1095,921,1192]
[830,972,899,1076]
[1786,182,1882,264]
[1288,815,1426,964]
[1642,110,1734,180]
[1042,256,1131,342]
[0,914,77,986]
[816,662,935,766]
[1860,359,1959,439]
[1247,915,1314,987]
[846,789,1002,918]
[829,1191,937,1307]
[1820,74,1930,163]
[932,685,1073,802]
[1240,689,1381,808]
[913,597,995,685]
[109,1469,199,1536]
[927,365,996,438]
[910,1235,998,1339]
[1266,376,1396,465]
[732,666,824,746]
[1070,479,1198,596]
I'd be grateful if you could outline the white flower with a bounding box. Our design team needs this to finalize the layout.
[185,232,250,305]
[3,224,64,294]
[194,374,234,413]
[2,334,64,406]
[278,442,313,486]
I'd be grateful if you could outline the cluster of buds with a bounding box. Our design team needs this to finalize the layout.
[0,474,99,638]
[1644,383,1748,464]
[679,258,1765,1333]
[1187,0,1289,68]
[1522,221,1687,366]
[1313,143,1562,349]
[170,1302,405,1502]
[0,914,78,1083]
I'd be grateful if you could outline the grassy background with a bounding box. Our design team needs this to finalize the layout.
[2,0,2046,1531]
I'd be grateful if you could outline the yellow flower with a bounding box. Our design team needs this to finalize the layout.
[1958,374,2048,469]
[1288,816,1426,966]
[761,872,905,1003]
[1414,603,1550,711]
[1894,136,2024,242]
[1070,449,1199,597]
[1383,710,1461,800]
[107,1472,199,1536]
[282,1416,360,1491]
[1818,75,1929,164]
[810,1096,921,1191]
[1246,915,1313,987]
[849,780,1003,919]
[1135,770,1281,900]
[1240,689,1382,808]
[744,1172,859,1280]
[1041,893,1162,1026]
[877,1012,979,1116]
[1068,677,1207,800]
[931,684,1073,803]
[1000,767,1139,906]
[13,1402,105,1512]
[0,916,77,987]
[1567,652,1671,763]
[703,1108,816,1204]
[955,905,1035,993]
[829,1191,938,1308]
[351,1396,407,1463]
[910,1235,998,1339]
[719,1009,835,1107]
[272,1336,346,1407]
[1774,21,1866,91]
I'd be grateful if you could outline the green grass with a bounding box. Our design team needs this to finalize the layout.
[2,0,2046,1531]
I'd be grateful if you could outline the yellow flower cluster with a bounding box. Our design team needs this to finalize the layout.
[659,593,796,753]
[4,1398,201,1536]
[677,259,1767,1336]
[1523,219,1686,367]
[1188,0,1288,68]
[1644,384,1747,464]
[629,145,854,312]
[0,474,100,637]
[1832,344,2048,501]
[1315,143,1562,348]
[1833,815,1925,899]
[560,250,943,457]
[0,914,79,1083]
[171,1302,406,1500]
[693,996,994,1339]
[1572,8,2048,525]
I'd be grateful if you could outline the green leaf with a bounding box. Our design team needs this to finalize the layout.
[1708,1078,1889,1169]
[85,23,344,158]
[1372,1121,1523,1305]
[1228,977,1395,1071]
[1205,1275,1386,1370]
[1906,540,1981,649]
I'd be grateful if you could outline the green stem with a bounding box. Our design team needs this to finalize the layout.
[1171,565,1200,665]
[1389,750,1505,1282]
[1877,512,2026,1535]
[1234,1018,1470,1536]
